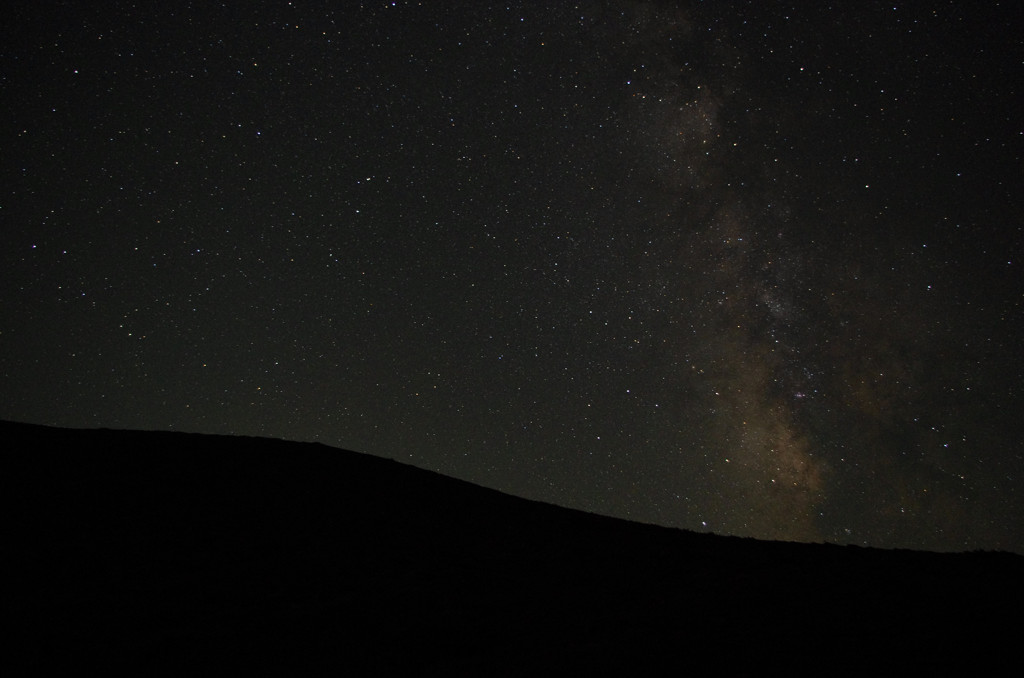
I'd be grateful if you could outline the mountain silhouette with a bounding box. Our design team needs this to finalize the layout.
[9,420,1021,674]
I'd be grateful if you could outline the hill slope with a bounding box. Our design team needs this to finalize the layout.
[8,420,1022,674]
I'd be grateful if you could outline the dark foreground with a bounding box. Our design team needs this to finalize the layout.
[9,420,1022,674]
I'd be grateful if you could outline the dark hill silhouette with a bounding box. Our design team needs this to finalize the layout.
[8,420,1022,674]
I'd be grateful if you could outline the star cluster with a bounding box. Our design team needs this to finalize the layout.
[2,1,1021,552]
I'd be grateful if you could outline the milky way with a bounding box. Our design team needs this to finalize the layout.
[1,1,1021,552]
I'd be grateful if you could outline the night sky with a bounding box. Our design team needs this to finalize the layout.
[3,1,1022,553]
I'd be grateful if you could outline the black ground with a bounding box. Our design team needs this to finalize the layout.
[9,420,1021,674]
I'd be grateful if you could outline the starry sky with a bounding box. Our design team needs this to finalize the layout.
[2,1,1022,553]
